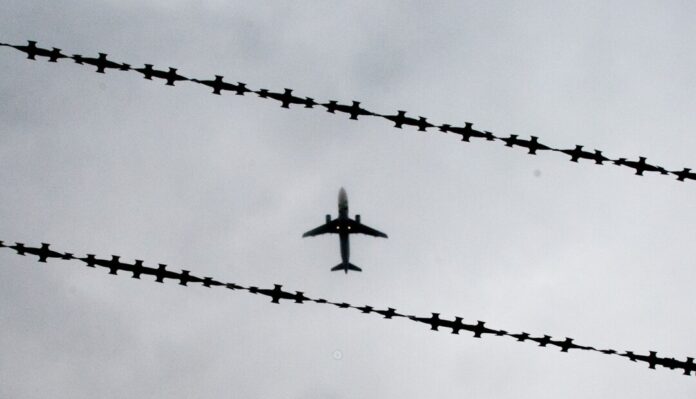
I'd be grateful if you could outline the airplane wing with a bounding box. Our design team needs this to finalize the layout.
[302,220,338,237]
[349,220,388,238]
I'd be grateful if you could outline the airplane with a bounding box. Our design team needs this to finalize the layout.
[256,88,316,108]
[672,168,696,182]
[302,188,387,273]
[439,122,496,141]
[613,157,669,176]
[381,110,434,131]
[72,53,130,73]
[134,64,188,86]
[499,135,551,155]
[6,40,67,62]
[10,242,73,262]
[321,100,374,120]
[190,75,250,95]
[556,145,609,164]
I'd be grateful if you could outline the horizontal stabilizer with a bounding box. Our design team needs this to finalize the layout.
[331,263,362,273]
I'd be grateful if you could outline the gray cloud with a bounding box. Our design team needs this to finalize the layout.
[1,1,695,398]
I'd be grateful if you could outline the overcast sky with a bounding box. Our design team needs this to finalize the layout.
[1,1,695,397]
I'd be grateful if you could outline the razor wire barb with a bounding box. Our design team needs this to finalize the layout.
[1,240,694,377]
[1,39,695,183]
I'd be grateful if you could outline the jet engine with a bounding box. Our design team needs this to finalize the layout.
[326,214,331,223]
[355,214,361,223]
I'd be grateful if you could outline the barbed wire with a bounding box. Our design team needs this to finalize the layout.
[1,239,693,377]
[1,40,694,183]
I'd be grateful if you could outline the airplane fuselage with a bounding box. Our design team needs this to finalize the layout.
[338,188,350,265]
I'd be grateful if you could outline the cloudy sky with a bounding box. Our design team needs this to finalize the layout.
[1,1,695,397]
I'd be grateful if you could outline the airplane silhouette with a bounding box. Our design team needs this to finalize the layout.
[321,100,374,120]
[256,88,316,108]
[500,135,550,155]
[613,157,669,176]
[381,110,434,131]
[671,168,696,182]
[134,65,188,86]
[556,145,609,164]
[191,75,250,95]
[6,40,67,62]
[10,242,73,262]
[72,53,130,73]
[303,188,387,273]
[439,122,496,141]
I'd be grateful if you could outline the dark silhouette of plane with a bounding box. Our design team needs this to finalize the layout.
[321,100,374,120]
[134,65,188,86]
[6,40,67,62]
[303,188,387,273]
[191,75,250,95]
[500,135,550,154]
[556,145,609,164]
[10,242,73,262]
[439,122,496,142]
[613,157,669,176]
[256,88,316,108]
[381,110,434,131]
[672,168,696,182]
[72,53,130,73]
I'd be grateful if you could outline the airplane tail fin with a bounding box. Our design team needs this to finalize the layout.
[331,262,362,273]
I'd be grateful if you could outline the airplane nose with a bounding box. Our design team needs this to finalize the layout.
[338,187,348,208]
